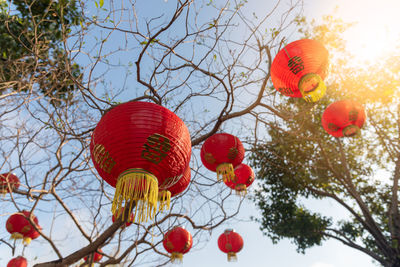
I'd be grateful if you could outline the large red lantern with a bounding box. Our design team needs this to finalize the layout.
[162,226,193,263]
[6,211,41,245]
[218,229,244,262]
[158,166,191,212]
[84,249,103,263]
[270,39,329,102]
[7,256,27,267]
[224,163,254,196]
[200,133,244,183]
[0,173,20,194]
[321,100,366,137]
[90,101,191,223]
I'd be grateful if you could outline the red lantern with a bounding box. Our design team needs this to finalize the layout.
[6,211,41,245]
[321,100,366,137]
[112,207,135,228]
[0,173,20,194]
[158,166,191,211]
[200,133,244,183]
[163,226,193,263]
[218,229,244,262]
[7,256,27,267]
[84,249,103,263]
[90,101,191,222]
[224,163,254,196]
[270,39,329,102]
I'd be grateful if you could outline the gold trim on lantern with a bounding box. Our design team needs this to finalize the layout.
[23,237,32,245]
[171,252,183,264]
[227,252,237,262]
[216,163,235,182]
[298,73,326,102]
[112,168,158,224]
[10,232,24,240]
[158,190,171,212]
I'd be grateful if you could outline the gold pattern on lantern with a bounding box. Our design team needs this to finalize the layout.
[165,240,174,250]
[21,225,31,234]
[93,144,116,174]
[204,153,216,164]
[141,133,171,164]
[227,147,238,160]
[328,123,339,131]
[287,56,304,74]
[6,222,13,232]
[349,109,359,121]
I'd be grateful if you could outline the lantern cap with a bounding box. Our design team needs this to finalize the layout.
[224,228,234,233]
[298,73,326,102]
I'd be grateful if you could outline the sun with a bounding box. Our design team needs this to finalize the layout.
[323,0,400,66]
[343,22,398,65]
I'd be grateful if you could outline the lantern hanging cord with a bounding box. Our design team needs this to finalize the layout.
[283,47,291,59]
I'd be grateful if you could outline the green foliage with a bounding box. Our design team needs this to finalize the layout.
[251,146,331,252]
[0,0,82,104]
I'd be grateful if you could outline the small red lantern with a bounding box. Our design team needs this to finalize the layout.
[200,133,244,182]
[224,163,254,196]
[84,249,103,263]
[112,207,135,228]
[162,226,193,263]
[0,173,20,194]
[6,211,41,245]
[270,39,329,102]
[218,229,243,262]
[90,101,192,223]
[321,100,366,137]
[158,166,191,212]
[7,256,27,267]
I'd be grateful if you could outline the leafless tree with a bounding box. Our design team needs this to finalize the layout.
[0,0,304,266]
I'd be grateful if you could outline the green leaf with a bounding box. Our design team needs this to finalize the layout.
[95,1,98,8]
[100,0,104,8]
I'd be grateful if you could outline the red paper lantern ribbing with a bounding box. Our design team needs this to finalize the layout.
[271,39,329,102]
[0,173,20,194]
[7,256,27,267]
[321,100,366,137]
[6,211,40,245]
[84,249,103,263]
[224,163,255,196]
[163,226,193,263]
[90,101,191,223]
[158,166,191,211]
[200,133,244,183]
[218,229,244,262]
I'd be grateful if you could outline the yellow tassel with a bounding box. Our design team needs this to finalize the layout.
[23,237,32,245]
[158,190,171,212]
[216,163,235,182]
[227,252,237,262]
[10,232,24,240]
[112,169,158,224]
[234,184,247,197]
[171,252,183,264]
[298,73,326,102]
